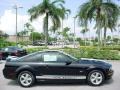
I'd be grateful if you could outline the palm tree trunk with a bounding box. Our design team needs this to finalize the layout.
[62,19,64,48]
[111,31,114,47]
[103,27,107,47]
[98,29,101,50]
[32,31,34,43]
[89,29,91,46]
[96,8,101,49]
[45,13,49,47]
[100,29,103,46]
[84,34,86,46]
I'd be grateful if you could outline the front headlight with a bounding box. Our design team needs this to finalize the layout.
[109,66,112,71]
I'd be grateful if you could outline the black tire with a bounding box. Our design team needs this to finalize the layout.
[87,70,105,86]
[17,71,35,87]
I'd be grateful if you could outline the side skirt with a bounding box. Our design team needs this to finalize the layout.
[36,75,86,80]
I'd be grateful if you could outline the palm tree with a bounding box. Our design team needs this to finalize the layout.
[80,28,89,46]
[60,6,71,47]
[24,22,35,42]
[28,0,65,47]
[59,27,70,46]
[77,0,120,48]
[118,24,120,44]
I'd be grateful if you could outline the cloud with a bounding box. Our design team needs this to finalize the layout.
[1,9,117,38]
[0,10,29,35]
[0,10,48,35]
[0,9,102,38]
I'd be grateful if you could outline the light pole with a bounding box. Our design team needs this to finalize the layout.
[73,16,77,48]
[13,4,23,45]
[118,24,120,45]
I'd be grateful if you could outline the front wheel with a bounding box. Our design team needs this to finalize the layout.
[18,71,35,87]
[87,70,104,86]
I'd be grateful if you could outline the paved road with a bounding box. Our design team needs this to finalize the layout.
[0,60,120,90]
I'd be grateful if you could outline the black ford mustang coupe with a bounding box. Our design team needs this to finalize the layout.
[3,50,113,87]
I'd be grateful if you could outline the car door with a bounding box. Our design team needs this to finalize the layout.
[40,51,88,79]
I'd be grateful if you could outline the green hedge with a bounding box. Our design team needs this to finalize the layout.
[101,46,120,51]
[26,47,120,60]
[0,41,16,48]
[27,47,48,53]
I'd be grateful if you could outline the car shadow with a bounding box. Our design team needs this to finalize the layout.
[35,80,87,86]
[7,80,19,86]
[103,79,114,86]
[7,79,114,87]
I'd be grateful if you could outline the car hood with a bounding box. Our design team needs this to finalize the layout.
[79,58,112,67]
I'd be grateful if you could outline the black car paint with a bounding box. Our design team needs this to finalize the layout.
[3,51,113,81]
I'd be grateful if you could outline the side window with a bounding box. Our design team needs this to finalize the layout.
[4,48,9,52]
[20,52,43,62]
[57,53,72,63]
[42,52,72,63]
[42,52,58,63]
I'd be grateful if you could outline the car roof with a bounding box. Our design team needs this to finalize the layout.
[38,50,77,60]
[38,50,64,53]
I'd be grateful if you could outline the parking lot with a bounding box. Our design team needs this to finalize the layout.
[0,60,120,90]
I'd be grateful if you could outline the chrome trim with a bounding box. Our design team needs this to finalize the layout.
[36,75,86,79]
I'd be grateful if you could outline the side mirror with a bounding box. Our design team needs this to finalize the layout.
[65,61,72,65]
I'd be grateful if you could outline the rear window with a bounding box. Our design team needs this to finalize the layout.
[18,52,42,62]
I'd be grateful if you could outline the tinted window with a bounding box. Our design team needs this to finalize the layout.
[18,52,42,62]
[42,51,73,63]
[57,53,73,63]
[3,46,21,52]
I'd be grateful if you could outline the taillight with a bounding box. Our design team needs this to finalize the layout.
[14,51,19,56]
[0,52,2,59]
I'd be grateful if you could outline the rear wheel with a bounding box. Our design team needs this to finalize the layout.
[18,71,35,87]
[87,70,104,86]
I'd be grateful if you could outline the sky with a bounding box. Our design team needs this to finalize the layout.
[0,0,120,38]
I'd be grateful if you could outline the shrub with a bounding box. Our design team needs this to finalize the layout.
[26,47,48,53]
[101,46,120,51]
[25,46,120,60]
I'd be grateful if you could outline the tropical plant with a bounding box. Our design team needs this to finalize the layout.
[80,28,89,46]
[30,32,45,41]
[118,24,120,44]
[0,30,9,40]
[60,27,70,45]
[28,0,66,47]
[60,6,71,47]
[77,0,120,48]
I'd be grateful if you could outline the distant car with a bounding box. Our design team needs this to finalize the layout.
[3,50,113,87]
[0,46,27,60]
[33,41,52,46]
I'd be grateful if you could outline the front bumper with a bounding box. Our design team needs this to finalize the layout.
[106,69,114,80]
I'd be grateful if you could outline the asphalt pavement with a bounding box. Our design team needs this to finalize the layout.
[0,60,120,90]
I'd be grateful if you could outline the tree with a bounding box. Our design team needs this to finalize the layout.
[77,0,120,48]
[17,31,25,42]
[0,30,9,40]
[80,28,89,46]
[113,38,119,45]
[69,33,74,42]
[60,6,71,47]
[28,0,65,47]
[24,22,35,42]
[30,32,45,41]
[107,35,111,41]
[118,24,120,44]
[60,27,70,45]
